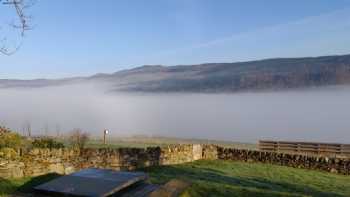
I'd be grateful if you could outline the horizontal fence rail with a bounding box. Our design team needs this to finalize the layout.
[259,140,350,158]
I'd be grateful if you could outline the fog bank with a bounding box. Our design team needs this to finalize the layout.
[0,84,349,143]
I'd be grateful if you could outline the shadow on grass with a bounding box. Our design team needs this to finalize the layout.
[142,165,344,197]
[17,173,61,193]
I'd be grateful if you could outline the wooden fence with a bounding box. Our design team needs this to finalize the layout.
[259,140,350,158]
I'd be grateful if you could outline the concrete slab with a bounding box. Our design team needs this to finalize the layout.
[34,168,147,197]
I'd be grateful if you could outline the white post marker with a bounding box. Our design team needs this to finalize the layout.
[103,129,109,145]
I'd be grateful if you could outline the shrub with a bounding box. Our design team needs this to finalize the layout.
[32,138,65,149]
[0,148,19,159]
[0,131,23,149]
[0,126,12,135]
[69,129,89,149]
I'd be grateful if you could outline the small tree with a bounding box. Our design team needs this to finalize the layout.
[0,127,23,149]
[69,129,89,150]
[0,126,11,135]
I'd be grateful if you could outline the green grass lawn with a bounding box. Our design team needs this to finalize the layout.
[1,160,349,197]
[0,173,61,197]
[143,160,350,197]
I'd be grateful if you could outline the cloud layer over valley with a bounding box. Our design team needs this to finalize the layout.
[0,83,349,143]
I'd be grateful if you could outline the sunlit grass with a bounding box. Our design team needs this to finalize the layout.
[144,160,350,197]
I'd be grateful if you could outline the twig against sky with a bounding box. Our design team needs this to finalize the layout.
[0,0,34,55]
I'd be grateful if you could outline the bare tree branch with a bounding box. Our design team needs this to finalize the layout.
[0,0,34,55]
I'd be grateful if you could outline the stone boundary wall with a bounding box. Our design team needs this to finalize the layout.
[0,144,203,179]
[1,144,350,179]
[215,146,350,175]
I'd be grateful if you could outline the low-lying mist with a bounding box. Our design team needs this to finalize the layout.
[0,83,349,143]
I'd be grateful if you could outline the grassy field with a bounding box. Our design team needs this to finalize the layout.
[144,160,350,197]
[1,160,349,197]
[84,136,257,149]
[0,173,60,197]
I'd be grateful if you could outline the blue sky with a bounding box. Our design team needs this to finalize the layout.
[1,0,350,79]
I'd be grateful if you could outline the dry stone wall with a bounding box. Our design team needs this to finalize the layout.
[0,144,203,179]
[216,147,350,175]
[1,144,350,179]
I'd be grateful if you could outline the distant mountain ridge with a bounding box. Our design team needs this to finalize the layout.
[2,54,350,92]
